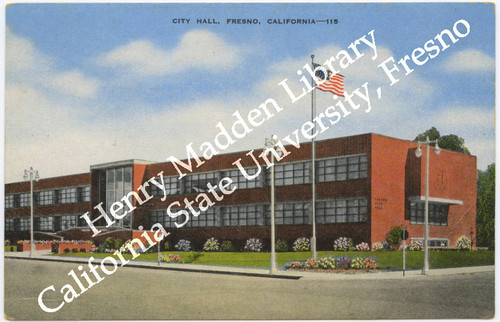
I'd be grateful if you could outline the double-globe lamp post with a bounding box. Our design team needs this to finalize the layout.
[24,167,40,258]
[415,136,440,275]
[264,135,282,274]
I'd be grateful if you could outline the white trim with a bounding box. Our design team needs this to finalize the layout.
[90,159,153,170]
[408,196,463,205]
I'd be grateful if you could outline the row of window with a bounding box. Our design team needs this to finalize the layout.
[150,154,368,197]
[148,197,368,229]
[5,214,82,232]
[5,186,90,209]
[410,202,449,226]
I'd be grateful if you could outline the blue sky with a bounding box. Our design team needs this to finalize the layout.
[5,2,495,182]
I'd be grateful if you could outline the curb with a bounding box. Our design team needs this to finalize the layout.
[4,255,301,280]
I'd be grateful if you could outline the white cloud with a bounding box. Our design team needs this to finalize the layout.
[47,70,101,98]
[444,49,494,72]
[97,30,246,77]
[435,107,494,128]
[6,28,100,99]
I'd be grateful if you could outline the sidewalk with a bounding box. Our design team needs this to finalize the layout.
[4,251,494,280]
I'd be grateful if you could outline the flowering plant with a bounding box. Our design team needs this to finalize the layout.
[4,240,10,246]
[285,261,303,269]
[336,255,351,269]
[162,254,183,263]
[244,238,263,252]
[293,237,310,252]
[363,257,378,269]
[355,242,370,251]
[306,258,318,269]
[456,235,472,250]
[203,237,220,251]
[350,256,364,269]
[318,256,336,269]
[333,237,351,251]
[174,239,192,252]
[408,240,423,251]
[372,241,390,251]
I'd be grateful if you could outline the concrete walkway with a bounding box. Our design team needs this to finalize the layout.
[4,251,494,280]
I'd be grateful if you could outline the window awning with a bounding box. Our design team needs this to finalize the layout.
[408,196,463,205]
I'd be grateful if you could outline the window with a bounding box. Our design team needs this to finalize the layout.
[36,191,53,206]
[55,214,78,231]
[410,202,449,225]
[265,202,310,225]
[19,193,30,207]
[148,210,185,229]
[151,176,180,197]
[316,197,368,223]
[222,167,261,190]
[5,195,14,209]
[5,218,14,231]
[105,167,133,227]
[57,188,77,204]
[191,207,219,227]
[39,217,54,231]
[317,154,367,182]
[267,161,311,186]
[19,217,30,231]
[411,238,449,247]
[185,172,219,194]
[79,186,90,202]
[222,204,262,227]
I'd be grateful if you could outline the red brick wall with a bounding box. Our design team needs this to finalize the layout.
[370,134,477,246]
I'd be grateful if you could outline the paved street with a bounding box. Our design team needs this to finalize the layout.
[4,258,494,320]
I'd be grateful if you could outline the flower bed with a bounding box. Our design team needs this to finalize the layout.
[285,255,379,273]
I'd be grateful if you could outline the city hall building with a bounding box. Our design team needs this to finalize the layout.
[4,133,477,250]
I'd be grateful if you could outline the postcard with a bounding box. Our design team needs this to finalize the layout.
[3,2,495,320]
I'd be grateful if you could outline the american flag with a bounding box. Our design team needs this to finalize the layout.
[313,64,344,97]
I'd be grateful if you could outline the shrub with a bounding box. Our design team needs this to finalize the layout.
[220,241,235,252]
[387,226,403,247]
[363,257,378,269]
[333,237,352,251]
[203,237,220,252]
[293,237,310,252]
[174,239,191,252]
[79,248,86,253]
[336,255,351,269]
[72,248,78,253]
[408,240,423,251]
[64,248,70,254]
[355,242,370,251]
[318,255,336,269]
[306,258,318,269]
[244,238,263,252]
[163,241,171,251]
[276,239,288,252]
[104,237,123,250]
[456,235,472,250]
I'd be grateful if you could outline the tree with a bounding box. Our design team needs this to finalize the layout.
[386,226,403,247]
[477,163,495,248]
[414,127,470,154]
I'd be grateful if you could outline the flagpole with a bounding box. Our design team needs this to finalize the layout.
[311,54,317,260]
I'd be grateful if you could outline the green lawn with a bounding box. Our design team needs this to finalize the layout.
[4,246,17,252]
[55,250,494,269]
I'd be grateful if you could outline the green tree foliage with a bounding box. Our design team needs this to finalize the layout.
[414,127,470,154]
[387,226,403,246]
[477,163,495,248]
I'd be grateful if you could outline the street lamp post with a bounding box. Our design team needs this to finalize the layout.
[264,135,281,274]
[24,167,40,258]
[415,136,440,275]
